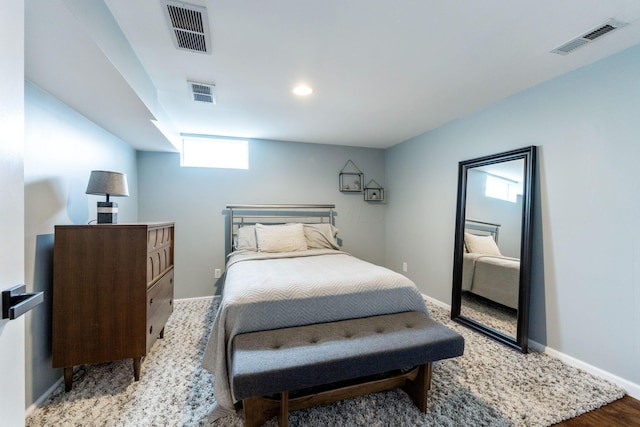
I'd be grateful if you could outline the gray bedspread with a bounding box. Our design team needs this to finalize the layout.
[201,249,429,419]
[462,252,520,309]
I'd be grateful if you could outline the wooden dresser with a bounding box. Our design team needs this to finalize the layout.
[52,222,174,391]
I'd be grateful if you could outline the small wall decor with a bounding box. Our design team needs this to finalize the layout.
[364,179,385,202]
[339,160,364,192]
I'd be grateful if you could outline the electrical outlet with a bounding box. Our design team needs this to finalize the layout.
[402,262,408,272]
[214,268,221,278]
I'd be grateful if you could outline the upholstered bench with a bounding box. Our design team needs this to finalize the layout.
[231,311,464,427]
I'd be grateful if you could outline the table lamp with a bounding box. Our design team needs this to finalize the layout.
[85,170,129,224]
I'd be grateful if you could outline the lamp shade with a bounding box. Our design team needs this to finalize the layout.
[85,170,129,198]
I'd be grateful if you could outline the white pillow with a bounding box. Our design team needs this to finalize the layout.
[255,223,308,252]
[304,224,339,249]
[464,232,502,256]
[236,226,257,251]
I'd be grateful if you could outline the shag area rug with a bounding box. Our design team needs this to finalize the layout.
[27,297,625,426]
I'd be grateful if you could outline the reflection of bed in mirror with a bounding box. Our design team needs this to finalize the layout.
[461,219,519,310]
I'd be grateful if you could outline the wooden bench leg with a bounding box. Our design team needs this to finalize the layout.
[278,391,289,427]
[133,357,141,381]
[401,362,432,412]
[243,396,279,427]
[241,363,435,425]
[63,367,73,392]
[243,392,289,427]
[243,365,431,426]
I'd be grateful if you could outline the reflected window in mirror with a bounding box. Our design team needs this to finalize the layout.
[485,174,522,203]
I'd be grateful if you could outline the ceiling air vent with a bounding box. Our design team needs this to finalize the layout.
[188,81,216,104]
[551,19,627,55]
[163,1,211,54]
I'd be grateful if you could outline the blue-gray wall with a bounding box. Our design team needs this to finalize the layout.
[23,84,385,407]
[137,140,386,299]
[385,44,640,391]
[24,82,138,408]
[24,42,640,410]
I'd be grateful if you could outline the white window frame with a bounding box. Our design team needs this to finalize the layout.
[181,136,249,169]
[485,175,521,203]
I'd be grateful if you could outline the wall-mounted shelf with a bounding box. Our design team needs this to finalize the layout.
[339,160,364,193]
[364,179,385,202]
[1,284,44,320]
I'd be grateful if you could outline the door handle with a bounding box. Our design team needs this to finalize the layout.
[1,284,44,320]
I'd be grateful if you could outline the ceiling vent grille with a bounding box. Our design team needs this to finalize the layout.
[188,81,216,104]
[551,19,627,55]
[163,1,211,54]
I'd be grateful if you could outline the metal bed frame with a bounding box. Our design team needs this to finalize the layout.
[464,218,501,243]
[226,204,335,257]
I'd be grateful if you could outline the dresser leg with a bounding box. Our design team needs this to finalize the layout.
[159,327,165,339]
[63,367,73,392]
[133,357,141,381]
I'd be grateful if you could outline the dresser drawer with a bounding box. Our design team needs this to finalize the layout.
[147,225,174,285]
[147,245,173,286]
[146,268,174,352]
[147,225,172,252]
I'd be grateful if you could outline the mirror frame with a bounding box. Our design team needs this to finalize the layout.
[451,146,536,353]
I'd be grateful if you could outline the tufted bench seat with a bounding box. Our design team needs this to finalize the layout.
[231,311,464,427]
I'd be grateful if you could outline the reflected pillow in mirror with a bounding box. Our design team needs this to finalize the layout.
[464,232,502,256]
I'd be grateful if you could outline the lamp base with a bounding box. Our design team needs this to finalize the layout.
[97,201,118,224]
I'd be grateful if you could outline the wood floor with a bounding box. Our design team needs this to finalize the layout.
[553,395,640,426]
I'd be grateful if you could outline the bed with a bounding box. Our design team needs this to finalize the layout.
[201,204,433,420]
[461,219,520,309]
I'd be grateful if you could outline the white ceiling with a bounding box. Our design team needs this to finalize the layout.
[25,0,640,152]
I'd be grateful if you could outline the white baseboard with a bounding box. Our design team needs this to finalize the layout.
[174,295,216,302]
[528,340,640,399]
[423,293,640,400]
[26,377,63,417]
[423,294,451,311]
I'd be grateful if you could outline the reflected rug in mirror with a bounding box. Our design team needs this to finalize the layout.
[27,297,624,426]
[461,291,518,337]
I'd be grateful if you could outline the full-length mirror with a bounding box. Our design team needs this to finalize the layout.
[451,146,536,353]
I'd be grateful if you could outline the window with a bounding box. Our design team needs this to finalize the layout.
[485,175,521,203]
[181,136,248,169]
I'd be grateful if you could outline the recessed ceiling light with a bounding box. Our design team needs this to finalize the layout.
[293,85,313,96]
